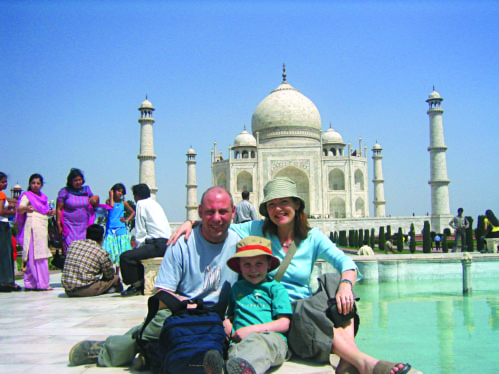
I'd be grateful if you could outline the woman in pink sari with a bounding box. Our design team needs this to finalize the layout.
[15,173,55,291]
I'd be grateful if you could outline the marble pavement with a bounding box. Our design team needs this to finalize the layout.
[0,272,336,374]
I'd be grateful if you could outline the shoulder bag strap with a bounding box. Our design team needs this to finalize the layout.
[273,238,300,282]
[137,291,187,342]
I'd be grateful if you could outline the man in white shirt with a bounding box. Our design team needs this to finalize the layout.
[120,184,172,297]
[233,191,257,223]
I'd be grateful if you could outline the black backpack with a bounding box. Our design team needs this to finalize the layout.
[137,291,226,374]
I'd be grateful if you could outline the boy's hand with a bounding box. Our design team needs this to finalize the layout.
[231,325,257,342]
[223,318,233,338]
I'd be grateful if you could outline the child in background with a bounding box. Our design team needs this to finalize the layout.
[203,236,292,374]
[102,183,135,275]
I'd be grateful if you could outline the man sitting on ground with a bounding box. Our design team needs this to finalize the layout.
[68,186,241,368]
[120,183,172,297]
[62,224,122,297]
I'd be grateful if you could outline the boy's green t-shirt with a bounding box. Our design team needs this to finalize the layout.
[227,278,292,340]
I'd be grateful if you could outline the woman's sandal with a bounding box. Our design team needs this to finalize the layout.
[373,361,412,374]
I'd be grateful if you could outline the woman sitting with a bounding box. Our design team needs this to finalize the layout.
[170,177,420,374]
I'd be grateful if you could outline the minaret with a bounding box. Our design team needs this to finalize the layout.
[185,147,198,220]
[372,142,386,217]
[137,96,158,199]
[426,87,451,232]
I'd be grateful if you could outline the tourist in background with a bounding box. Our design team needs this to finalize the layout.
[484,209,499,253]
[358,240,374,256]
[62,224,122,297]
[102,183,135,275]
[384,236,396,254]
[15,173,55,291]
[449,208,469,252]
[56,168,99,252]
[0,172,20,292]
[233,190,257,223]
[120,184,171,297]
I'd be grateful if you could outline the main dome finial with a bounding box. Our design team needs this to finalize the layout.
[282,63,287,83]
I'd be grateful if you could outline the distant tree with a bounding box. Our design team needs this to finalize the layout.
[358,229,364,248]
[475,215,486,252]
[370,228,376,249]
[423,220,431,253]
[409,223,416,253]
[330,231,334,242]
[442,232,449,253]
[397,227,404,252]
[364,229,370,246]
[386,225,392,240]
[339,230,347,247]
[378,226,385,251]
[465,216,474,252]
[334,231,339,244]
[348,230,355,247]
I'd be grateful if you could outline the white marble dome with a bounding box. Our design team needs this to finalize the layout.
[140,98,154,109]
[427,90,442,100]
[322,127,344,144]
[251,78,322,144]
[234,129,256,147]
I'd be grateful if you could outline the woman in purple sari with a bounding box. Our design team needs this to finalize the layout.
[56,168,99,251]
[15,173,55,290]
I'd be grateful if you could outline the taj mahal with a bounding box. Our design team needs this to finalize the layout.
[136,66,452,234]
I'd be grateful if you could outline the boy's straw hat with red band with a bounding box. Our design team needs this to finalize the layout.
[227,236,280,274]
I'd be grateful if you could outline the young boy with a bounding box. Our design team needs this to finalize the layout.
[204,236,292,374]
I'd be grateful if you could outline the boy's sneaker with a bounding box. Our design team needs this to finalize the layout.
[204,349,224,374]
[69,340,104,366]
[226,357,256,374]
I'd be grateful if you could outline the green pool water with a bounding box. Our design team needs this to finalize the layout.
[354,279,499,374]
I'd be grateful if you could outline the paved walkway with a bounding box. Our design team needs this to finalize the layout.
[0,272,337,374]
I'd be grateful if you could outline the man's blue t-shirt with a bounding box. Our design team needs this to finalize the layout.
[155,225,241,310]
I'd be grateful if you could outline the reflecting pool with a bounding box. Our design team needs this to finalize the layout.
[354,278,499,374]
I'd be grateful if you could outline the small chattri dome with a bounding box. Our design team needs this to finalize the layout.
[13,184,22,189]
[234,129,257,147]
[139,98,154,109]
[428,90,441,100]
[427,86,443,102]
[187,148,196,155]
[372,143,382,150]
[322,127,344,144]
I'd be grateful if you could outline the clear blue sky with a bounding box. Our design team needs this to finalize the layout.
[2,0,498,223]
